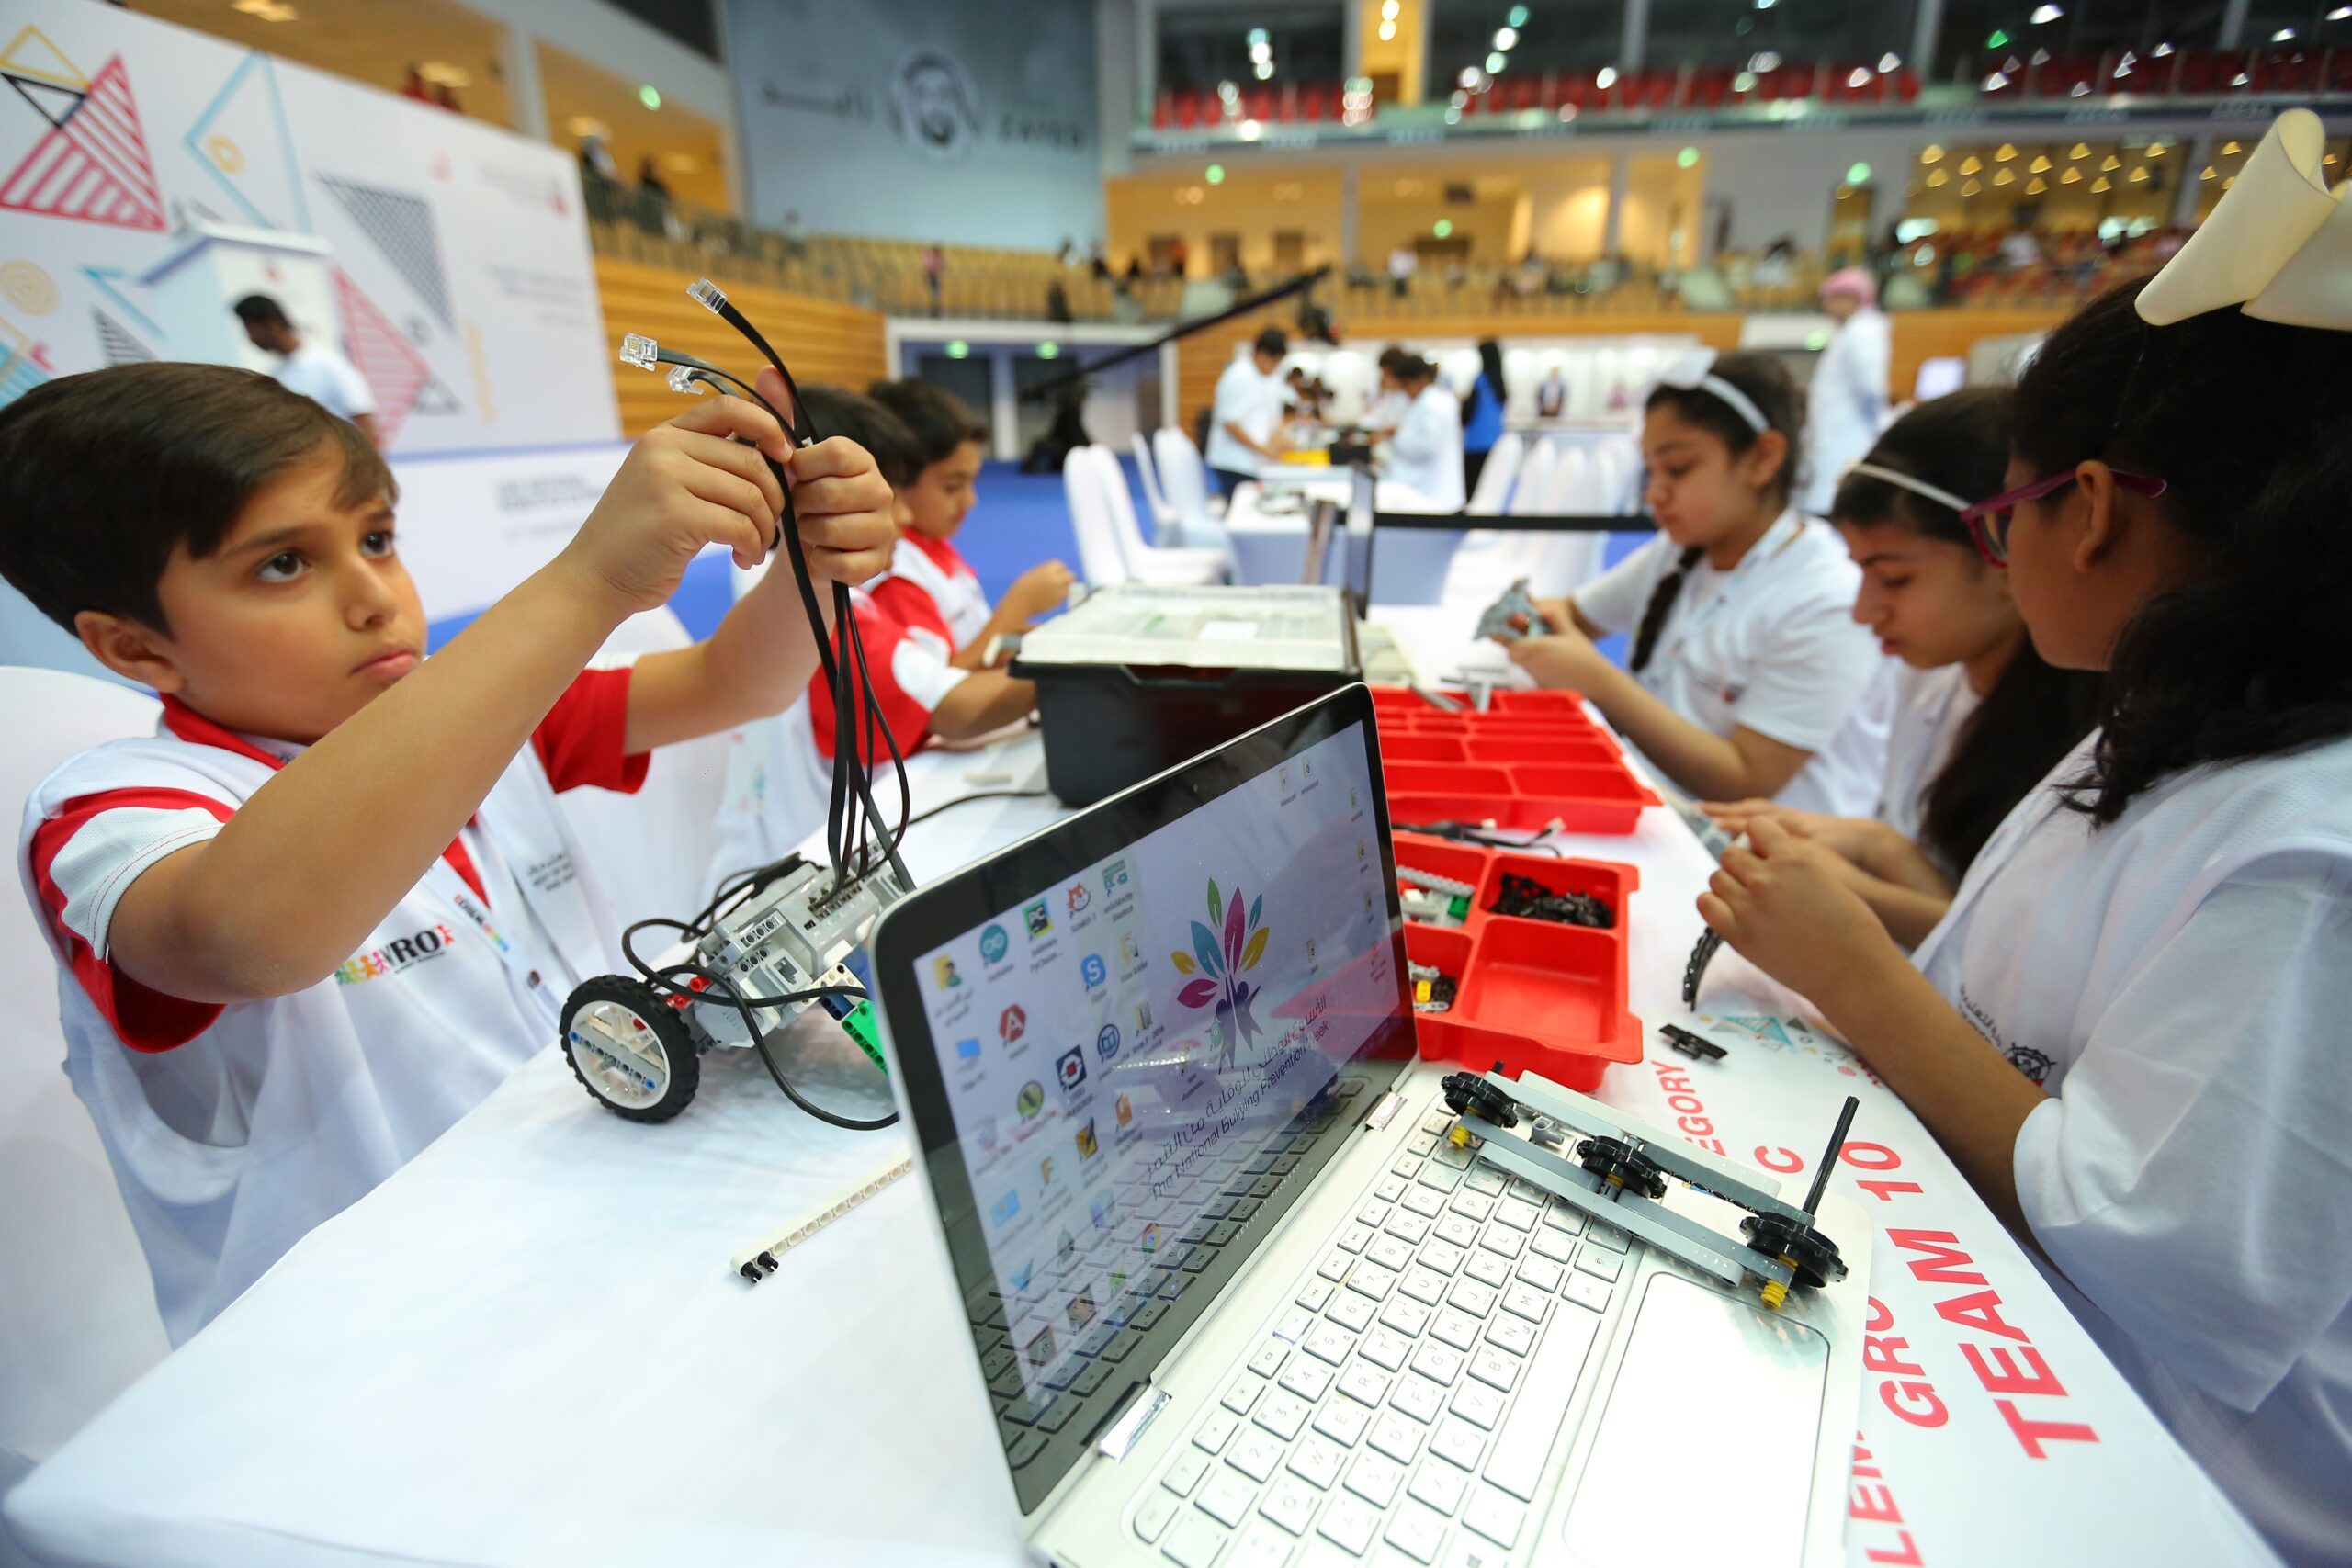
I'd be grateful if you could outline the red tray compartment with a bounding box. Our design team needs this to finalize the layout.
[1393,831,1643,1090]
[1487,689,1589,715]
[1381,734,1470,765]
[1465,735,1622,767]
[1369,686,1658,836]
[1384,761,1515,797]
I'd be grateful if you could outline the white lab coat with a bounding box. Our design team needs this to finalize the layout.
[1913,730,2352,1568]
[1800,307,1892,515]
[1204,357,1281,478]
[1385,383,1465,511]
[1571,513,1894,816]
[1876,662,1980,870]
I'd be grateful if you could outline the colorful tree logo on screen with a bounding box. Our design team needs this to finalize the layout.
[1170,877,1270,1065]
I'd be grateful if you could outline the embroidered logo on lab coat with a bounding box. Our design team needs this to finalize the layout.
[334,922,461,986]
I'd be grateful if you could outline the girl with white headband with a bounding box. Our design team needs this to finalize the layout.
[1505,349,1892,815]
[1700,110,2352,1566]
[1706,389,2099,946]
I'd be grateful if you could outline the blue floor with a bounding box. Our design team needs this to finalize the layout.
[433,457,1645,663]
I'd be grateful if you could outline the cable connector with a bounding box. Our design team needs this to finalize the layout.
[687,276,729,314]
[666,364,707,396]
[618,333,660,370]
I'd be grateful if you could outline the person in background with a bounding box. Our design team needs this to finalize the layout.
[1384,353,1464,510]
[1167,235,1190,278]
[432,81,460,114]
[1535,363,1567,418]
[1460,339,1507,496]
[232,295,379,447]
[635,156,673,240]
[577,131,619,196]
[922,245,944,316]
[1800,266,1892,515]
[1204,326,1289,497]
[1088,240,1111,281]
[1696,115,2352,1560]
[1365,346,1413,436]
[1387,243,1418,299]
[781,209,808,259]
[1704,388,2098,945]
[1504,351,1890,813]
[866,377,1073,665]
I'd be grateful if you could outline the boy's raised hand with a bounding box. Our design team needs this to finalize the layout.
[764,367,895,587]
[561,393,788,616]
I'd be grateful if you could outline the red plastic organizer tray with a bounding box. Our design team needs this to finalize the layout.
[1394,830,1644,1090]
[1369,686,1660,835]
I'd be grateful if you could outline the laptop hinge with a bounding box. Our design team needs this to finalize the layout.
[1095,1382,1170,1461]
[1363,1090,1406,1133]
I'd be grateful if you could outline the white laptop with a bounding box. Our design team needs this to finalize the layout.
[869,685,1870,1568]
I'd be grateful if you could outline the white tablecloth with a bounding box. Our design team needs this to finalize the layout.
[5,630,2278,1568]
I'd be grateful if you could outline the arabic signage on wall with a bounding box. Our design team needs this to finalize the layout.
[724,0,1102,248]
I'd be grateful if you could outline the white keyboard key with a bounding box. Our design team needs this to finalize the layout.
[1345,1262,1399,1302]
[1528,1228,1575,1265]
[1223,1378,1262,1416]
[1280,1358,1335,1403]
[1516,1257,1565,1293]
[1463,1251,1511,1290]
[1429,1416,1485,1472]
[1433,1213,1480,1248]
[1358,1201,1391,1229]
[1429,1308,1481,1351]
[1408,1457,1468,1517]
[1250,1341,1290,1378]
[1421,1109,1456,1134]
[1297,1278,1336,1311]
[1343,1451,1406,1509]
[1360,1325,1413,1371]
[1374,1175,1409,1202]
[1474,1226,1522,1260]
[1543,1201,1586,1235]
[1379,1296,1431,1337]
[1273,1309,1314,1344]
[1575,1247,1624,1283]
[1230,1519,1297,1568]
[1328,1290,1377,1333]
[1303,1322,1354,1366]
[1464,1489,1523,1550]
[1564,1273,1613,1314]
[1312,1397,1370,1447]
[1449,1191,1491,1221]
[1397,1266,1448,1305]
[1401,1186,1447,1218]
[1500,1283,1550,1324]
[1254,1390,1312,1441]
[1195,1411,1240,1453]
[1338,1361,1391,1407]
[1585,1222,1629,1254]
[1316,1253,1351,1282]
[1390,1372,1445,1425]
[1338,1224,1372,1255]
[1165,1449,1212,1496]
[1199,1468,1258,1528]
[1450,1382,1505,1431]
[1466,1348,1517,1393]
[1484,1302,1601,1501]
[1440,1542,1506,1568]
[1463,1167,1505,1196]
[1392,1156,1423,1179]
[1416,1163,1462,1193]
[1369,1410,1426,1464]
[1287,1434,1346,1489]
[1385,1503,1450,1564]
[1486,1315,1536,1358]
[1259,1474,1320,1536]
[1411,1341,1464,1385]
[1449,1280,1497,1319]
[1229,1427,1285,1483]
[1136,1490,1180,1544]
[1367,1235,1416,1272]
[1418,1239,1466,1277]
[1163,1508,1227,1567]
[1384,1211,1431,1245]
[1492,1198,1539,1232]
[1317,1495,1382,1555]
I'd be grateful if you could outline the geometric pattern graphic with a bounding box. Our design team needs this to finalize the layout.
[184,50,306,231]
[0,53,164,231]
[83,264,160,337]
[1,258,56,312]
[0,314,50,411]
[411,374,460,416]
[333,266,432,446]
[319,175,452,330]
[94,307,152,364]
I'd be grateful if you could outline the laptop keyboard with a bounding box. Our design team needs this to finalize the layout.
[1130,1105,1631,1567]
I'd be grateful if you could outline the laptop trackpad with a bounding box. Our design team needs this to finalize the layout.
[1557,1272,1829,1568]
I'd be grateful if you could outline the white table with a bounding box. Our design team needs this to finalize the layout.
[6,620,2278,1568]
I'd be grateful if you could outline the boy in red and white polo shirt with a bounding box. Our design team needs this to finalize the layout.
[1,363,894,1341]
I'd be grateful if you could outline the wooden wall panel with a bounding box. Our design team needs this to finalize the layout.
[1887,307,2073,400]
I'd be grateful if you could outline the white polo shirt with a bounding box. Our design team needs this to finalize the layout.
[1877,661,1980,867]
[876,530,991,651]
[271,341,377,423]
[1572,512,1893,816]
[19,675,641,1343]
[1204,357,1281,477]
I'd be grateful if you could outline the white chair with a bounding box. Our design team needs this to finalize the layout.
[1131,432,1180,546]
[0,668,174,1508]
[1464,431,1523,516]
[1509,440,1559,518]
[1085,446,1227,586]
[562,608,732,935]
[1062,446,1133,587]
[1150,428,1233,550]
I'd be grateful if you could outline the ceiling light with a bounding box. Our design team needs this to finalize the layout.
[946,341,969,359]
[2333,6,2352,17]
[1036,342,1060,360]
[1879,52,1901,72]
[2027,176,2048,193]
[1460,66,1482,88]
[2145,141,2166,156]
[1960,154,1983,174]
[1983,71,2007,89]
[2062,166,2082,183]
[2231,72,2251,85]
[1926,168,1950,187]
[1986,28,2010,47]
[1963,178,1983,195]
[1434,219,1453,238]
[2068,80,2089,95]
[1750,51,1781,72]
[232,0,299,18]
[1219,80,1239,99]
[1921,146,1943,163]
[1509,5,1529,24]
[1596,65,1619,89]
[1378,20,1396,39]
[418,61,470,87]
[2029,154,2051,172]
[1993,167,2015,185]
[2222,141,2241,154]
[1847,66,1871,87]
[1248,28,1268,45]
[1253,60,1273,78]
[1238,119,1262,139]
[2129,165,2148,181]
[1996,142,2017,160]
[1732,70,1757,91]
[2069,142,2090,159]
[566,115,608,139]
[1848,161,1872,184]
[1443,106,1462,123]
[1556,104,1577,120]
[638,83,661,109]
[2099,153,2120,171]
[1674,145,1699,168]
[2152,39,2174,55]
[2030,5,2063,22]
[2272,28,2295,41]
[1487,51,1508,73]
[1494,27,1518,50]
[2091,175,2112,192]
[1205,164,1224,183]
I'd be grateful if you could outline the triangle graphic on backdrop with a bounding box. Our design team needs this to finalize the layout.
[318,175,453,331]
[6,75,84,129]
[410,373,461,416]
[0,54,163,231]
[333,268,429,446]
[0,314,50,412]
[183,50,307,231]
[83,265,161,338]
[0,25,87,91]
[94,308,153,365]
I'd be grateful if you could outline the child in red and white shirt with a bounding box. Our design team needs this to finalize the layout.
[2,363,895,1341]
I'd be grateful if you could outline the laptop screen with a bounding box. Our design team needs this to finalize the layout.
[873,687,1417,1513]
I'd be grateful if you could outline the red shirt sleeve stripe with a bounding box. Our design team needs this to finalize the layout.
[530,666,650,795]
[808,598,938,768]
